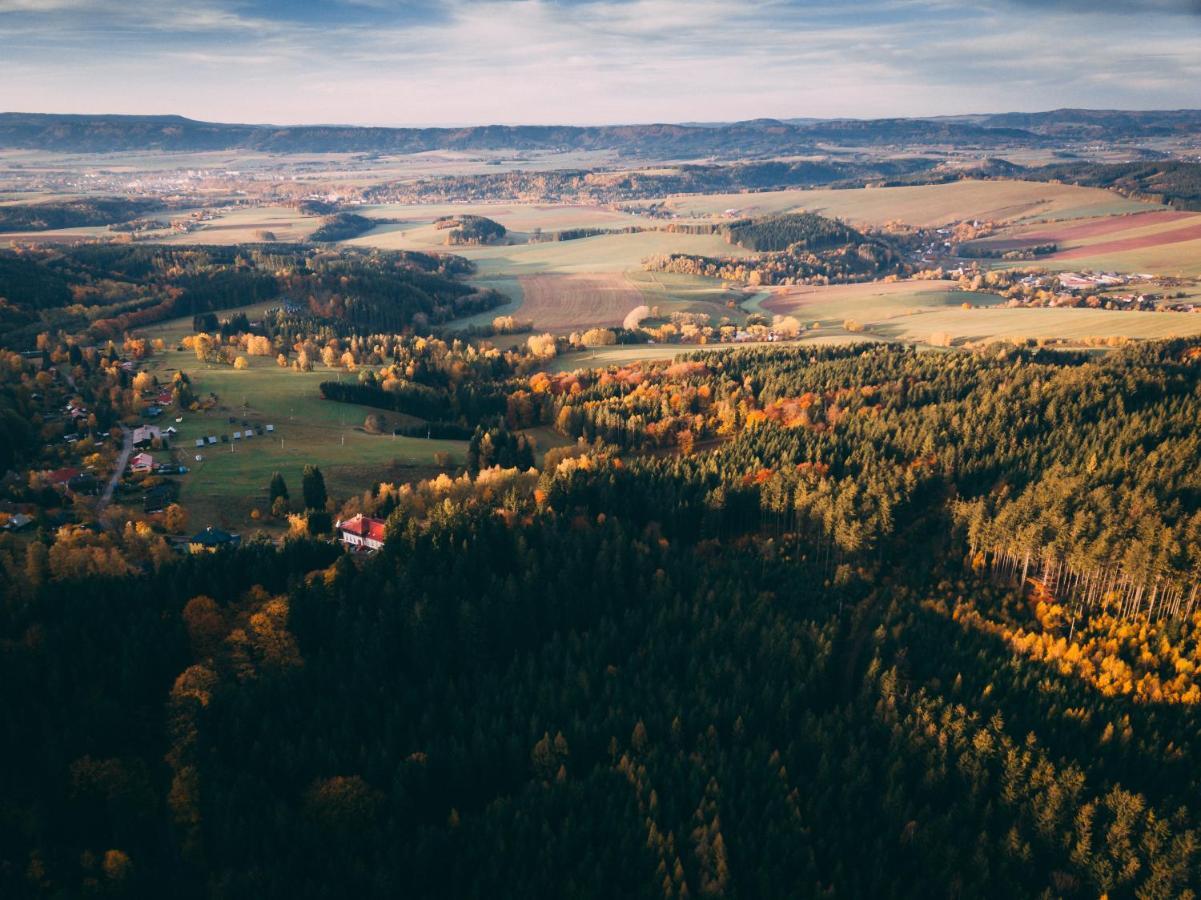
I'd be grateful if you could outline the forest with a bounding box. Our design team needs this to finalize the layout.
[4,338,1201,897]
[434,215,508,246]
[646,212,908,285]
[0,244,499,348]
[308,212,379,243]
[0,198,162,232]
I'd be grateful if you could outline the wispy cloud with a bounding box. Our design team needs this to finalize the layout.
[0,0,1197,124]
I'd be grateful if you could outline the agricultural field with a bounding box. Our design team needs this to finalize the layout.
[157,205,317,244]
[761,280,998,326]
[969,209,1201,277]
[349,219,748,276]
[140,351,464,529]
[871,305,1201,346]
[758,278,1201,347]
[513,273,644,330]
[351,201,649,244]
[0,225,111,245]
[644,179,1159,227]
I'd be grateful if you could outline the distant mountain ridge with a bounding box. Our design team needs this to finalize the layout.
[0,109,1198,155]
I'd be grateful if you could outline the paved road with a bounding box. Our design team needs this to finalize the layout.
[99,428,134,509]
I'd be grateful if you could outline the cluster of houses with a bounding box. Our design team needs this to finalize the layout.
[1057,272,1151,292]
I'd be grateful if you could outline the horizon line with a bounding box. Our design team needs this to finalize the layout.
[3,106,1201,131]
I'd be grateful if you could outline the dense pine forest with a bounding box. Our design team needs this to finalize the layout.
[4,339,1201,897]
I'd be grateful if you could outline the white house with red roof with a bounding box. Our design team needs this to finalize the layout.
[336,514,387,553]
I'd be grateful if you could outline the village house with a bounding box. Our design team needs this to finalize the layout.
[132,425,162,448]
[46,467,82,488]
[336,514,387,553]
[130,452,155,474]
[188,526,241,554]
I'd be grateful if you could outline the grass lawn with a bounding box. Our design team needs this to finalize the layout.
[142,353,465,530]
[144,299,284,346]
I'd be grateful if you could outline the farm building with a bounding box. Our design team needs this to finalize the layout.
[188,526,241,554]
[336,514,387,553]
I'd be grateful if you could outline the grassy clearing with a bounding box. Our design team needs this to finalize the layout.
[143,353,464,529]
[142,299,283,346]
[646,180,1157,227]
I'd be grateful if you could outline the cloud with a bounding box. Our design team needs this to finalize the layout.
[0,0,1198,124]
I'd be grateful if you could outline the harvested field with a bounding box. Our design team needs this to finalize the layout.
[1021,210,1194,244]
[516,273,644,330]
[1036,238,1201,277]
[646,180,1158,227]
[760,280,996,325]
[0,228,108,245]
[1049,221,1201,260]
[873,307,1201,345]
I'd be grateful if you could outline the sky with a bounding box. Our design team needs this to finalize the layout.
[1,0,1200,126]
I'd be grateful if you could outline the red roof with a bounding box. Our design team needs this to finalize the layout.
[46,467,82,485]
[338,514,386,542]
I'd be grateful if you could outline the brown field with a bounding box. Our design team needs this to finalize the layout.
[1021,210,1193,244]
[516,273,644,330]
[1049,221,1201,261]
[760,280,989,324]
[646,180,1157,227]
[0,231,104,245]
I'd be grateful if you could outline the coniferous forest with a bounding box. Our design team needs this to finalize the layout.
[5,340,1201,897]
